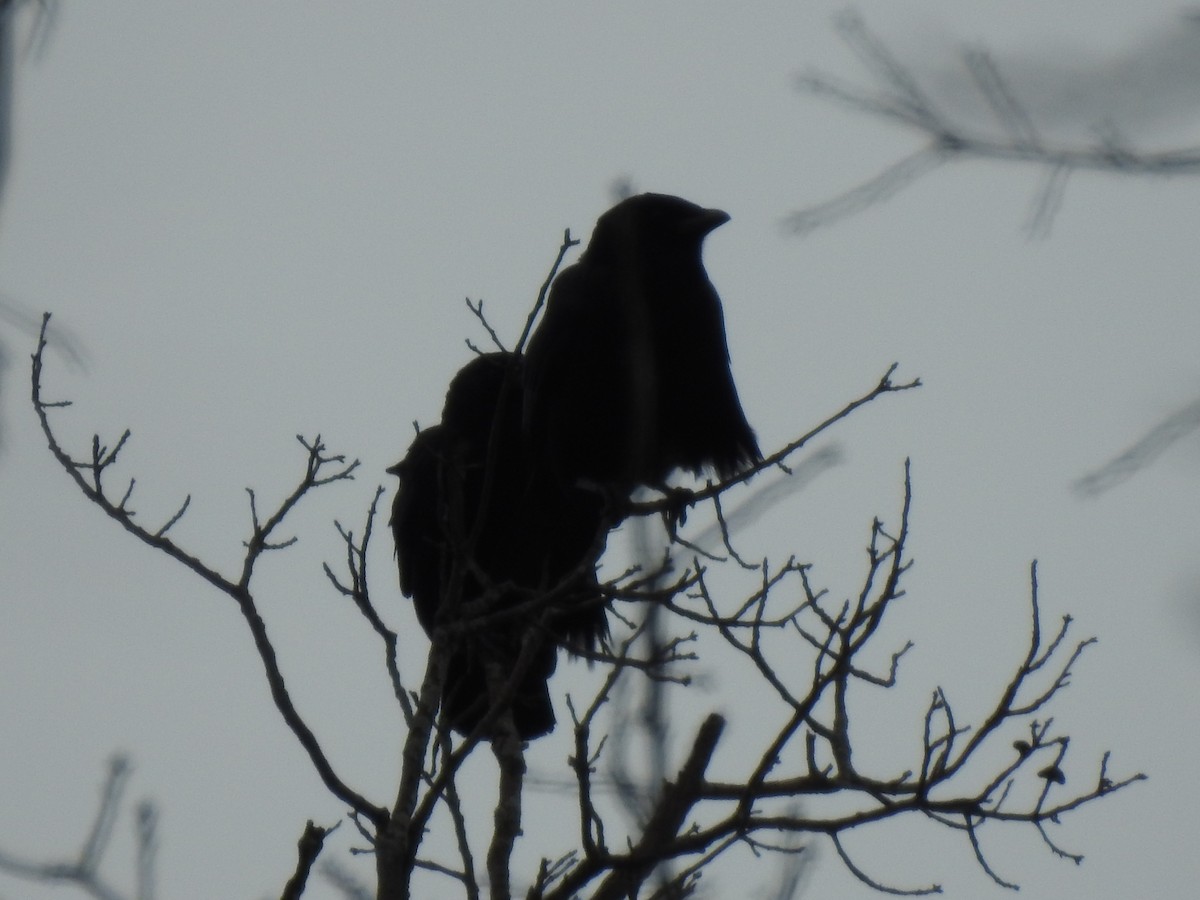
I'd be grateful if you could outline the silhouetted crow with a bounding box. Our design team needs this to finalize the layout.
[389,352,608,740]
[523,193,760,493]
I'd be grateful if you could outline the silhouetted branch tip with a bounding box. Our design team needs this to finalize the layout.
[280,820,336,900]
[153,494,191,537]
[464,296,508,352]
[516,227,580,353]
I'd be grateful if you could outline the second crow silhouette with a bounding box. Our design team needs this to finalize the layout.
[389,352,609,740]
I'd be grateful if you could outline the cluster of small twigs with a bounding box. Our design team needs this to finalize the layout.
[789,11,1200,236]
[514,463,1145,898]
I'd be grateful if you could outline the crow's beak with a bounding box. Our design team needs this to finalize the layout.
[689,207,730,236]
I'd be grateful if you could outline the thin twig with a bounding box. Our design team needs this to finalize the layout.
[515,229,580,353]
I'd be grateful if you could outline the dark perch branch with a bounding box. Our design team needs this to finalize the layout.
[545,714,725,900]
[377,633,449,900]
[442,749,481,900]
[626,363,919,520]
[280,821,335,900]
[487,708,526,900]
[596,714,725,900]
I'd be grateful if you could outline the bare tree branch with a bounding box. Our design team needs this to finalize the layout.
[0,756,153,900]
[281,821,336,900]
[515,229,580,354]
[789,11,1200,234]
[31,313,386,826]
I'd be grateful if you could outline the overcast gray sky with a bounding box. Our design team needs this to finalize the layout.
[2,2,1199,898]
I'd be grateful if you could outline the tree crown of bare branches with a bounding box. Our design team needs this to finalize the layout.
[16,222,1143,897]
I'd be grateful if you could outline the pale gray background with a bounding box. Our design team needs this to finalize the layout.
[1,2,1198,897]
